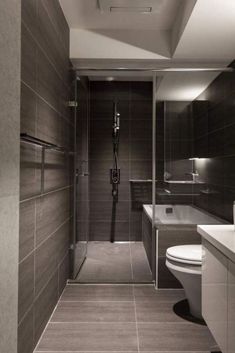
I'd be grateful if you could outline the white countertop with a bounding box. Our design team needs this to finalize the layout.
[197,225,235,262]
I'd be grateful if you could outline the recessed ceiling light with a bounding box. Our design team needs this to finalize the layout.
[110,6,152,13]
[106,76,115,81]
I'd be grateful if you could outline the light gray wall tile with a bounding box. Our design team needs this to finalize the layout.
[0,0,21,352]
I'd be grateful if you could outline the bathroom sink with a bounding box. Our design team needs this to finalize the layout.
[197,225,235,262]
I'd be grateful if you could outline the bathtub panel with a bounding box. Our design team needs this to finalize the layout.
[158,256,182,289]
[158,228,201,257]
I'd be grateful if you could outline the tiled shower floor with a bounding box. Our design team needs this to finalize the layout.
[34,284,216,352]
[75,241,152,283]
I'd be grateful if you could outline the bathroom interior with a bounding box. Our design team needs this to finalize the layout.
[2,1,235,353]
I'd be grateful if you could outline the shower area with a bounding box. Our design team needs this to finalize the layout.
[71,78,153,283]
[70,67,235,285]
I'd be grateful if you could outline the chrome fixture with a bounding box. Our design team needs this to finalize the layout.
[110,101,120,200]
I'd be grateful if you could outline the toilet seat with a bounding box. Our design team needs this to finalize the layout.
[165,244,202,319]
[166,245,202,265]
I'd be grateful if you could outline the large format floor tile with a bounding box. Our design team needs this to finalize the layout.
[36,322,138,351]
[136,300,187,323]
[34,285,216,353]
[138,322,215,352]
[130,243,152,282]
[51,301,135,322]
[75,242,152,283]
[61,284,134,301]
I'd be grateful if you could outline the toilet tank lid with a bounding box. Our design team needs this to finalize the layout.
[166,245,202,263]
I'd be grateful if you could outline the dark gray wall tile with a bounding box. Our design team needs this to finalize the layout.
[35,234,57,296]
[19,200,35,261]
[89,81,152,241]
[36,97,61,145]
[18,253,34,323]
[192,66,235,222]
[90,200,129,222]
[20,144,41,200]
[58,252,69,297]
[34,272,58,344]
[36,48,62,112]
[20,83,36,136]
[19,1,71,352]
[21,23,36,89]
[18,307,35,353]
[89,221,129,241]
[36,189,70,246]
[21,0,37,39]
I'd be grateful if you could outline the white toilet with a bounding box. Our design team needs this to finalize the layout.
[166,244,202,319]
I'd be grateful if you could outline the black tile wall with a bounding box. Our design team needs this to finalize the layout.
[192,64,235,222]
[19,1,73,352]
[89,81,152,241]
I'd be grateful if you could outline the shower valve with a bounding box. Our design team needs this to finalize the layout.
[110,169,120,184]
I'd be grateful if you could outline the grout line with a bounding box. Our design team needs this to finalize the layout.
[39,1,69,55]
[21,79,72,125]
[132,284,140,353]
[129,242,134,282]
[18,251,70,327]
[35,351,139,353]
[20,184,73,204]
[35,349,209,353]
[33,283,68,353]
[49,321,137,324]
[21,19,69,87]
[44,321,197,325]
[18,217,71,265]
[67,282,154,284]
[59,300,134,303]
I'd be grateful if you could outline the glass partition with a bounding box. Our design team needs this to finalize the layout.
[153,67,235,288]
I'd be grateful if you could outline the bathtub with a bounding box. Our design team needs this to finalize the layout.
[142,204,227,288]
[143,204,223,225]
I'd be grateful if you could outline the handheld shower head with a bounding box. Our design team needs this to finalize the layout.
[111,101,121,200]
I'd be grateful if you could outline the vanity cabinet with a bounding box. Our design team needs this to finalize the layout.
[228,260,235,353]
[202,239,228,353]
[202,237,235,353]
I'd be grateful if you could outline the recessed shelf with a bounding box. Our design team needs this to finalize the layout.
[165,180,205,185]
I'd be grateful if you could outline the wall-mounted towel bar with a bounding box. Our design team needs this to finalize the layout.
[20,133,74,196]
[20,133,64,151]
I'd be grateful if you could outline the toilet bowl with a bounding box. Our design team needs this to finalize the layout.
[165,244,202,319]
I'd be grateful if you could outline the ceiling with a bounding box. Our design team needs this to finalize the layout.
[58,0,235,100]
[59,0,184,31]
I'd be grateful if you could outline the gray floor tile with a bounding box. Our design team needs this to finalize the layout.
[77,242,132,283]
[134,286,185,302]
[136,300,187,323]
[76,242,152,283]
[130,243,153,282]
[51,301,135,322]
[61,284,134,301]
[36,322,138,351]
[138,323,215,352]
